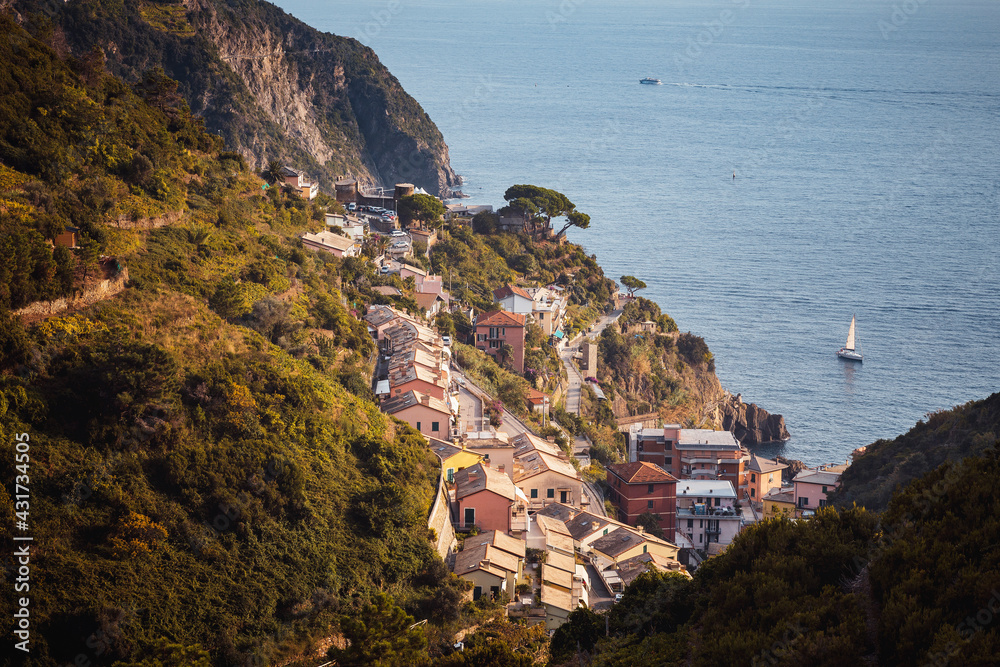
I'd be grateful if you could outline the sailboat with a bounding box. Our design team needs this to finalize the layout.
[837,314,863,362]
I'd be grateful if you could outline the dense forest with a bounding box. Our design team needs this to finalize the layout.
[831,391,1000,511]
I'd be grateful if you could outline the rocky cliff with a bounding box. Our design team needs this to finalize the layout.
[717,391,791,446]
[11,0,458,196]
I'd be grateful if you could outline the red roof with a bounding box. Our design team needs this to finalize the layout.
[526,388,548,405]
[494,284,533,301]
[607,461,678,484]
[476,310,526,327]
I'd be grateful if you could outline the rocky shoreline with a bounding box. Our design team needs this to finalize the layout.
[717,391,791,447]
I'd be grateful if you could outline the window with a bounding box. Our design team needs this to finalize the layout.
[447,468,454,483]
[603,528,609,536]
[464,507,475,526]
[647,484,655,494]
[699,534,703,543]
[819,499,828,507]
[560,490,569,503]
[751,473,756,483]
[539,313,544,320]
[431,421,439,432]
[799,497,809,507]
[665,456,672,465]
[687,519,693,528]
[530,489,538,499]
[473,586,482,601]
[643,545,648,553]
[751,488,756,498]
[547,489,555,499]
[416,422,421,431]
[665,440,673,450]
[647,500,654,509]
[715,498,721,506]
[822,485,828,493]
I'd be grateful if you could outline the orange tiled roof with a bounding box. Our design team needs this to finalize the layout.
[607,461,678,485]
[476,310,526,327]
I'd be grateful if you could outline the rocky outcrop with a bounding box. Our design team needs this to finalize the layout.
[15,0,458,196]
[718,391,791,446]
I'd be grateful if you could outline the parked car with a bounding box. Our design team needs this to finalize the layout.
[346,203,356,211]
[380,265,391,274]
[390,230,407,237]
[442,335,451,346]
[615,593,623,602]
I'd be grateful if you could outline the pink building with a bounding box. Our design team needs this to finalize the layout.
[792,469,842,516]
[454,462,527,533]
[380,390,451,439]
[474,310,526,373]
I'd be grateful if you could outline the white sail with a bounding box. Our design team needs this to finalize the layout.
[845,315,856,351]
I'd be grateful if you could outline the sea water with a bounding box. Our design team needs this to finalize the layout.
[275,0,1000,465]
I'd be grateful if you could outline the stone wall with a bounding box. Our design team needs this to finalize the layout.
[15,267,129,323]
[428,472,456,561]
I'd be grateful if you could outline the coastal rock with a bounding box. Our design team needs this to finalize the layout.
[718,392,791,446]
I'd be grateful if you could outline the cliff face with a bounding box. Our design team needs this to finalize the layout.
[12,0,458,196]
[717,391,791,446]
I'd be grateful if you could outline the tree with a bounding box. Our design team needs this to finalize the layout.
[327,592,428,667]
[556,209,590,237]
[262,160,284,185]
[398,193,445,229]
[636,511,665,539]
[136,67,184,117]
[471,210,499,234]
[620,275,647,298]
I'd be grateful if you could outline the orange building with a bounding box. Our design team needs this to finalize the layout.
[474,310,526,373]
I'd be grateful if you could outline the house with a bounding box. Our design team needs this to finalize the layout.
[565,511,619,552]
[454,543,521,602]
[428,438,483,483]
[445,203,494,221]
[325,213,365,241]
[301,230,359,257]
[413,291,446,320]
[526,514,575,556]
[526,285,567,337]
[676,480,742,550]
[747,454,788,503]
[589,527,680,566]
[793,469,842,516]
[461,430,516,476]
[511,434,583,509]
[614,552,689,588]
[605,461,678,541]
[399,264,427,282]
[540,582,576,631]
[380,390,452,440]
[762,488,796,519]
[474,310,527,373]
[493,284,534,316]
[526,389,550,418]
[388,362,447,400]
[280,166,318,200]
[454,462,528,534]
[461,531,526,593]
[630,426,750,497]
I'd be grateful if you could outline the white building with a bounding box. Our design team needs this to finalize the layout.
[676,480,742,551]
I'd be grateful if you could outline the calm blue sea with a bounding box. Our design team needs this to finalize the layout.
[276,0,1000,466]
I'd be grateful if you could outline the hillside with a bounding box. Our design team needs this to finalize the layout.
[0,19,461,665]
[10,0,458,196]
[831,392,1000,511]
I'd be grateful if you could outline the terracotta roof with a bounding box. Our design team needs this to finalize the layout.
[541,563,574,589]
[545,550,577,573]
[413,291,443,312]
[607,461,678,485]
[474,530,526,560]
[380,390,450,417]
[455,463,517,502]
[526,388,549,405]
[748,454,787,474]
[372,285,402,297]
[514,449,578,482]
[535,514,571,537]
[536,502,577,523]
[476,310,526,328]
[590,528,648,559]
[301,231,355,252]
[494,284,533,301]
[540,582,574,612]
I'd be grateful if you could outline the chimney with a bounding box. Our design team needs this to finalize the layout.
[547,436,556,443]
[483,456,491,469]
[637,526,645,535]
[420,394,430,405]
[591,521,600,531]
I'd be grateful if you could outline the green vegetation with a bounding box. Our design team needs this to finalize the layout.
[619,275,646,298]
[0,22,458,664]
[398,193,446,229]
[550,401,1000,667]
[832,391,1000,511]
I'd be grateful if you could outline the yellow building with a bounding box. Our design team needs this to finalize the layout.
[763,489,796,519]
[748,454,788,503]
[429,438,483,483]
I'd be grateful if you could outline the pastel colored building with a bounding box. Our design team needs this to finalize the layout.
[606,461,678,541]
[493,284,534,315]
[676,480,742,550]
[453,543,520,602]
[474,310,527,373]
[454,462,528,533]
[589,527,680,566]
[629,426,750,497]
[428,438,483,483]
[280,166,318,199]
[380,390,451,440]
[513,446,582,510]
[301,230,359,257]
[763,489,796,519]
[793,469,842,516]
[747,454,788,503]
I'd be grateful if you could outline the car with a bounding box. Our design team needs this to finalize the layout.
[390,230,407,237]
[380,265,391,274]
[346,203,356,211]
[391,241,408,249]
[442,335,451,346]
[615,593,623,602]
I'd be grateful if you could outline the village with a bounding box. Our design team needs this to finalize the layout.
[274,165,856,632]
